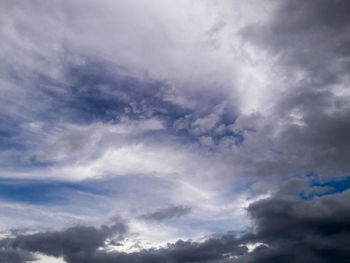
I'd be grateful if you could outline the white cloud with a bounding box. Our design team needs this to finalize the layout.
[34,253,66,263]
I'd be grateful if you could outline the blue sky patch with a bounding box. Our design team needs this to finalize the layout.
[0,179,113,205]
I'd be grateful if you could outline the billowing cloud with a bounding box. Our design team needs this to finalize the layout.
[232,0,350,177]
[2,184,350,263]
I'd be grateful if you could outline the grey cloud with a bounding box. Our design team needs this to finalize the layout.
[232,0,350,178]
[3,0,349,181]
[0,0,242,170]
[275,178,309,196]
[303,186,336,197]
[0,248,35,263]
[62,235,246,263]
[236,190,350,263]
[242,0,350,82]
[275,177,336,198]
[5,230,247,263]
[10,218,127,260]
[139,205,192,222]
[2,186,350,263]
[235,90,350,177]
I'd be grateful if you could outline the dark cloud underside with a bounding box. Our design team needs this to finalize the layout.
[1,186,350,263]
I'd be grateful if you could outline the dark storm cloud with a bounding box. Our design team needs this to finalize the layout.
[5,218,127,262]
[139,205,192,222]
[12,221,127,256]
[1,177,350,263]
[72,235,247,263]
[4,230,247,263]
[269,89,350,176]
[242,0,350,81]
[3,187,350,263]
[234,92,350,177]
[236,190,350,263]
[0,247,35,263]
[236,0,350,177]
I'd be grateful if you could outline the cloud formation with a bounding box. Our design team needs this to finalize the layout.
[234,0,350,177]
[2,184,350,263]
[1,0,350,262]
[139,205,192,222]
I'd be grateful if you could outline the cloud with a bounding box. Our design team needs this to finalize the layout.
[228,0,350,178]
[1,224,247,263]
[6,218,127,262]
[236,190,350,263]
[242,0,350,78]
[2,184,350,263]
[0,248,35,263]
[1,1,350,261]
[139,205,191,222]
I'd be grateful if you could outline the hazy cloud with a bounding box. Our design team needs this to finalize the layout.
[139,205,192,222]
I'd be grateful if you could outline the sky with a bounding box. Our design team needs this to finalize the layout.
[0,0,350,262]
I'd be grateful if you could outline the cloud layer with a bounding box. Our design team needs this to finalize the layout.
[2,182,350,263]
[1,0,350,262]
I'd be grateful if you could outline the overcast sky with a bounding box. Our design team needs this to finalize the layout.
[1,1,350,262]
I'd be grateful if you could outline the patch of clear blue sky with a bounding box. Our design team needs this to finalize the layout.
[300,173,350,199]
[0,175,175,206]
[311,176,350,194]
[0,178,114,205]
